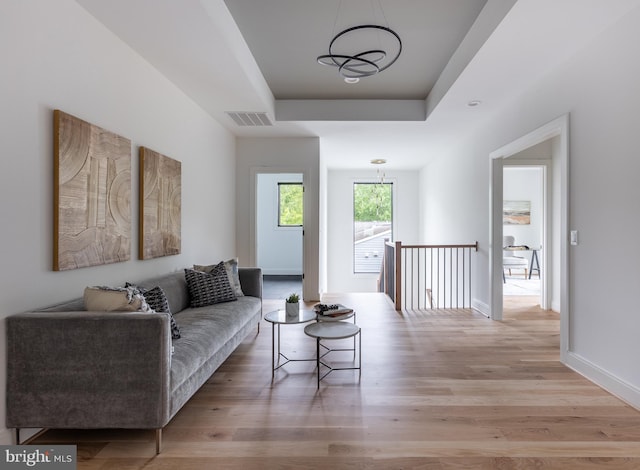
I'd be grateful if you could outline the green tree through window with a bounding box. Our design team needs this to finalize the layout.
[278,183,303,226]
[354,183,392,222]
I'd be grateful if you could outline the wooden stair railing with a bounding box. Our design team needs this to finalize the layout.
[382,241,478,311]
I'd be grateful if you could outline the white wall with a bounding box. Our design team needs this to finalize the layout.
[420,5,640,407]
[256,173,303,275]
[419,131,491,310]
[235,137,320,300]
[0,1,237,443]
[326,169,420,293]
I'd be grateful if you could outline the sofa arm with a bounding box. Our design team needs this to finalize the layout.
[6,311,172,430]
[238,267,262,299]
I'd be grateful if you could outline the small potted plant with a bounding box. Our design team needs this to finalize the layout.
[285,293,300,318]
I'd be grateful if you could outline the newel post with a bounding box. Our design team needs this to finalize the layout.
[394,241,402,311]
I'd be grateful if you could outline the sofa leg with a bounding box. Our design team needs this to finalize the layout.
[15,428,48,445]
[155,428,162,455]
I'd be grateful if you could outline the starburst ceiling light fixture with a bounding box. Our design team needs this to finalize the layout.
[317,1,402,84]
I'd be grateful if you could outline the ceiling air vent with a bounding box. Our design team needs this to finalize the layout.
[226,112,273,127]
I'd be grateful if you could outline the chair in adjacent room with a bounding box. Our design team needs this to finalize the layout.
[503,235,528,280]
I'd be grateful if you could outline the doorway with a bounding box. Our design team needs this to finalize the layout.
[256,173,304,300]
[489,114,570,359]
[502,166,544,305]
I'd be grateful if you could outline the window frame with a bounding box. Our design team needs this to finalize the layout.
[277,182,304,228]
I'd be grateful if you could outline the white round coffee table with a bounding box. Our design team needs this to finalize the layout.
[264,309,316,379]
[304,321,361,388]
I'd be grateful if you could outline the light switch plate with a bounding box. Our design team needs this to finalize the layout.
[570,230,578,246]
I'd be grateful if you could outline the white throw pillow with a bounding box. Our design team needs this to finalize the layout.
[83,286,149,312]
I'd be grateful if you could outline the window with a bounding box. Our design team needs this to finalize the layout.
[278,183,303,227]
[353,182,393,273]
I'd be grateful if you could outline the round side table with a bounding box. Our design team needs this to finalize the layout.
[315,309,357,356]
[304,321,361,389]
[264,309,316,379]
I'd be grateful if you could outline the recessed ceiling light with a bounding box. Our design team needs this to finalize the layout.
[467,100,482,107]
[370,158,387,165]
[344,77,360,84]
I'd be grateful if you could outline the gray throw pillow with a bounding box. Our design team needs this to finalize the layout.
[223,258,244,297]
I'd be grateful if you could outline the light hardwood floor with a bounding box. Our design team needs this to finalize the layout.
[35,294,640,469]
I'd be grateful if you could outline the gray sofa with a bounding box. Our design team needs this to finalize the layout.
[6,267,262,453]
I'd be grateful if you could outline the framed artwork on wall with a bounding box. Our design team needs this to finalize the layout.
[53,110,132,271]
[139,147,181,259]
[503,200,531,225]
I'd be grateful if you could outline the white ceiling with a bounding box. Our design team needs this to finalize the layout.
[76,0,640,169]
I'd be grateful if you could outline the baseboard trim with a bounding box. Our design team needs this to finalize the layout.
[0,427,45,445]
[472,298,490,318]
[0,427,14,445]
[565,351,640,410]
[262,269,304,276]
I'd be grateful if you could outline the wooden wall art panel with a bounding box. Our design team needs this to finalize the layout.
[53,110,132,271]
[139,147,181,259]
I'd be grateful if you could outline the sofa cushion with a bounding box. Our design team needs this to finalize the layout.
[184,266,236,308]
[127,283,181,340]
[169,296,261,401]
